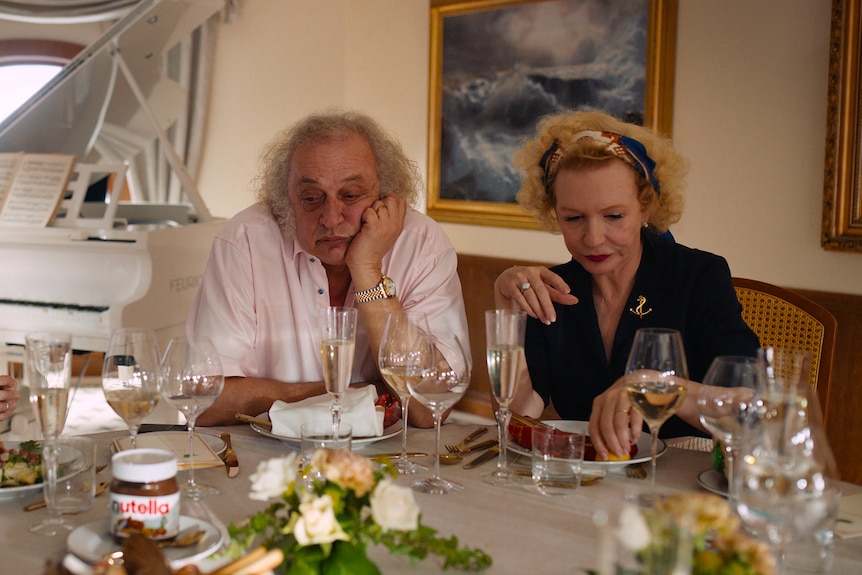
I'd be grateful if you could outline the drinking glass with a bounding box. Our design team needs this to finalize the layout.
[482,309,526,487]
[161,336,225,500]
[697,355,760,497]
[26,331,73,535]
[732,347,840,573]
[623,328,688,492]
[319,307,357,437]
[378,311,432,475]
[408,334,470,494]
[102,328,162,450]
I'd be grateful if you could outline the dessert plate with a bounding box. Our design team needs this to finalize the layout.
[0,440,87,500]
[67,515,223,568]
[697,468,728,497]
[506,420,666,469]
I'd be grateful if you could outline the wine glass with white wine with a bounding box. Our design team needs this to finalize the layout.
[623,327,688,494]
[378,311,433,475]
[101,328,162,450]
[482,309,526,487]
[26,332,73,535]
[319,307,357,437]
[161,336,225,500]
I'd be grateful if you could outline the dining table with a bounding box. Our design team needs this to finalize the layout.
[3,419,862,574]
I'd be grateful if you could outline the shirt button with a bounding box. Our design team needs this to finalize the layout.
[318,289,325,295]
[309,257,316,263]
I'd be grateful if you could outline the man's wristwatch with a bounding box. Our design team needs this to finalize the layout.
[354,276,396,303]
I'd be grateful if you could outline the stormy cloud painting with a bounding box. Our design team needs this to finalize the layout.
[436,0,649,205]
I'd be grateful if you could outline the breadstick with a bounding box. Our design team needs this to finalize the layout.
[232,549,284,575]
[206,547,267,575]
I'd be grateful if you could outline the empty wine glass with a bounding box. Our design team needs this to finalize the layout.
[408,334,470,494]
[161,336,224,500]
[319,307,357,437]
[26,332,73,535]
[697,355,759,498]
[102,328,162,450]
[483,309,526,487]
[378,311,432,475]
[624,328,688,493]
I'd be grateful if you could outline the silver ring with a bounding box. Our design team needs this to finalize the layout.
[519,281,531,292]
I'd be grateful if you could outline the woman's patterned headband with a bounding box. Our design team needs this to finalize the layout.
[540,130,661,196]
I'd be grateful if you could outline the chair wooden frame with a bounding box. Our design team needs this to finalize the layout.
[732,277,838,424]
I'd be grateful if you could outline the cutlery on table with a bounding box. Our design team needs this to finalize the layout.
[372,452,428,460]
[444,426,488,454]
[24,480,110,512]
[510,412,554,429]
[219,432,239,478]
[439,440,498,465]
[625,462,647,479]
[236,412,272,428]
[463,444,500,469]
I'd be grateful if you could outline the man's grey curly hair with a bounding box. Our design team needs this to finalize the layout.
[256,109,423,235]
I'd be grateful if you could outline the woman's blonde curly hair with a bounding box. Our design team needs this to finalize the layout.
[256,109,423,235]
[514,110,688,233]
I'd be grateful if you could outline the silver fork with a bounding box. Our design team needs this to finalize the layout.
[444,427,488,454]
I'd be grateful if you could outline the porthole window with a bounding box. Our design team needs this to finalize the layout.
[0,40,81,123]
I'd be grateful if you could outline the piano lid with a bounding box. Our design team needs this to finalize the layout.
[0,0,224,220]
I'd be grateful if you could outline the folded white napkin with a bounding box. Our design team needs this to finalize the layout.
[269,386,384,438]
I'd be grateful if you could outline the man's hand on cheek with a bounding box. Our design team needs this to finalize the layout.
[346,196,406,274]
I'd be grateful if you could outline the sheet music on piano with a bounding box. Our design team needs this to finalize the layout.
[0,0,226,363]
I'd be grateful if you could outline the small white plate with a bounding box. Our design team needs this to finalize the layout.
[0,440,86,500]
[249,412,403,448]
[506,420,666,469]
[697,468,728,497]
[67,515,223,568]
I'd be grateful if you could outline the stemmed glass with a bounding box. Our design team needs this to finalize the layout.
[408,334,470,494]
[623,327,688,492]
[26,332,73,535]
[482,309,526,487]
[161,335,225,500]
[378,311,432,475]
[319,307,357,437]
[732,347,840,574]
[102,328,162,450]
[697,355,759,499]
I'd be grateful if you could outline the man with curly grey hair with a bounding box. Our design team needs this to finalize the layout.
[189,110,469,428]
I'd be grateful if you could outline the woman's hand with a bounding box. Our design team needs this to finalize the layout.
[0,375,20,422]
[493,266,578,324]
[587,377,643,461]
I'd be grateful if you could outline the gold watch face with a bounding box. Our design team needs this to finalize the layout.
[382,276,396,297]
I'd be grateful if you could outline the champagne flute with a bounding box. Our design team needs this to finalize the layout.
[26,332,73,535]
[697,355,759,498]
[161,336,225,500]
[319,307,357,437]
[482,309,526,487]
[623,327,688,493]
[408,334,470,494]
[378,311,432,475]
[102,328,162,450]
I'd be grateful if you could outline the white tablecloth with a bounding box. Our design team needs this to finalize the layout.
[3,422,861,574]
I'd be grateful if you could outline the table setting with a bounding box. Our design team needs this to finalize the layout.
[4,318,862,574]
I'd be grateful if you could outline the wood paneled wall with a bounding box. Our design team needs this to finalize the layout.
[456,253,862,485]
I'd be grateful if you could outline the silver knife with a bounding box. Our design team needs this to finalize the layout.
[457,439,497,455]
[219,432,239,478]
[463,444,500,469]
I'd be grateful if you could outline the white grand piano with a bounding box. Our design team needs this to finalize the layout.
[0,0,225,354]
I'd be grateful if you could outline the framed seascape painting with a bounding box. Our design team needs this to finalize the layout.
[427,0,678,229]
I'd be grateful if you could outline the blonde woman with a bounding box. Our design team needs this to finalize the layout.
[496,110,758,460]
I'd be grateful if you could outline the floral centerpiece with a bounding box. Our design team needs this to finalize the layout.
[605,492,776,575]
[226,449,492,574]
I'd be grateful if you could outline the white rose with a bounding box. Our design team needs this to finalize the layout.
[615,504,651,551]
[293,494,350,546]
[248,453,299,501]
[370,478,420,532]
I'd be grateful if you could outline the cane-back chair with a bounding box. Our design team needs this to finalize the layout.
[732,277,837,423]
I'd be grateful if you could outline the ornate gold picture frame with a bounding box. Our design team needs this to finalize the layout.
[427,0,678,229]
[823,0,862,252]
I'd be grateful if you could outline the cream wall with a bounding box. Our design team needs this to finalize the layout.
[4,0,860,295]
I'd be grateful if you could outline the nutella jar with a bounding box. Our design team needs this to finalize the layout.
[110,448,180,540]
